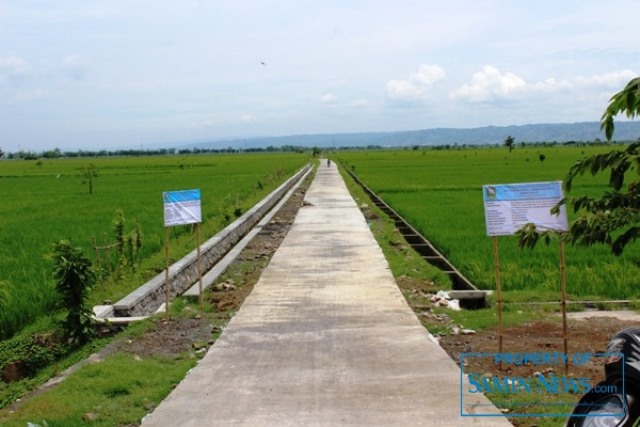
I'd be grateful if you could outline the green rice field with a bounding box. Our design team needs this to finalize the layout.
[3,146,638,340]
[0,153,309,339]
[336,145,640,302]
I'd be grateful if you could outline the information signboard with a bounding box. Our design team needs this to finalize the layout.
[163,189,202,227]
[483,181,568,236]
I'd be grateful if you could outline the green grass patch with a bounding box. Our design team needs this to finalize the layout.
[0,296,211,423]
[0,329,113,409]
[445,305,548,333]
[336,146,640,302]
[0,352,196,427]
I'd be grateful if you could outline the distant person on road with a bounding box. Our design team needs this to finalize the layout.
[327,159,331,167]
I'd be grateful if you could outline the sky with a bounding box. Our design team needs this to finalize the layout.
[1,1,639,152]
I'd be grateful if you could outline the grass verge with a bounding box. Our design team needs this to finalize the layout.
[0,300,214,426]
[0,351,196,427]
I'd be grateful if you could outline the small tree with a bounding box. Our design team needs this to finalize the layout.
[0,147,4,159]
[81,163,98,194]
[539,153,546,166]
[51,240,96,345]
[504,135,515,152]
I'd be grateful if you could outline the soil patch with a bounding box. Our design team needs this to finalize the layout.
[439,316,640,381]
[437,316,640,426]
[120,318,214,358]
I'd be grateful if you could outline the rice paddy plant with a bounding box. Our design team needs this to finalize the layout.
[0,153,308,339]
[337,146,640,301]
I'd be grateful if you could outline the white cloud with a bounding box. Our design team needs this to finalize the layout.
[195,117,218,128]
[528,78,573,94]
[62,54,90,80]
[0,56,52,105]
[449,65,526,102]
[451,67,638,104]
[5,89,52,105]
[321,93,338,104]
[0,56,29,85]
[240,113,256,123]
[573,69,637,88]
[385,64,446,102]
[349,99,371,108]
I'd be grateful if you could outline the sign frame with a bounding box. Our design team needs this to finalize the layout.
[483,181,568,237]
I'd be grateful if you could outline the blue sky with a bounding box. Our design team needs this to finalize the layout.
[1,1,638,152]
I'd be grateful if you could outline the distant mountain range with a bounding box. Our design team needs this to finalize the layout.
[184,121,640,150]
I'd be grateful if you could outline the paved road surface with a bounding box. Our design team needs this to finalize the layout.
[141,162,511,426]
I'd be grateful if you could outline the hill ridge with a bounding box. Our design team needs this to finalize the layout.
[184,121,640,150]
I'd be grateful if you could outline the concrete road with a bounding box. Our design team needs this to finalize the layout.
[568,310,640,322]
[141,162,512,426]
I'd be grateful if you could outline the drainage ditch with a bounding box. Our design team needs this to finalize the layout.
[346,168,488,309]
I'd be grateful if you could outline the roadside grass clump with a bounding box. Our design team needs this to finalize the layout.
[0,290,222,424]
[336,146,640,302]
[0,153,308,340]
[481,383,576,427]
[422,305,544,337]
[0,316,112,409]
[0,330,67,383]
[0,352,196,427]
[444,303,548,333]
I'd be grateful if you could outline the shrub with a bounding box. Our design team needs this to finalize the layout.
[51,241,96,346]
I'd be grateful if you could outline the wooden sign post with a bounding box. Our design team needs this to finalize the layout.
[196,223,203,311]
[492,236,504,370]
[483,181,569,367]
[560,239,568,374]
[163,189,203,319]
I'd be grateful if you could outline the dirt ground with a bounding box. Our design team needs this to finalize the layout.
[100,172,640,426]
[438,317,640,381]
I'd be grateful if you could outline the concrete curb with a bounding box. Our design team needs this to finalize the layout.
[183,166,313,297]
